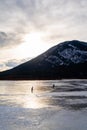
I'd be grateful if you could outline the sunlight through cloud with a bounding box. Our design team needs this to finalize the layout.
[16,32,50,58]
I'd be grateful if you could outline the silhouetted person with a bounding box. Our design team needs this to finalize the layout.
[31,86,33,93]
[53,84,55,88]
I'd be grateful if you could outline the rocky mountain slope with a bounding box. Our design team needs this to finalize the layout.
[0,40,87,80]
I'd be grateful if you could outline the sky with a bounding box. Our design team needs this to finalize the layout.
[0,0,87,71]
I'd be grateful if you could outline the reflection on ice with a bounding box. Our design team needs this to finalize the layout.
[0,80,87,110]
[22,94,47,109]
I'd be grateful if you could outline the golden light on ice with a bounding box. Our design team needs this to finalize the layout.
[23,94,45,109]
[16,32,49,59]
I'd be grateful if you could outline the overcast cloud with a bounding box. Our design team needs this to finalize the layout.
[0,0,87,47]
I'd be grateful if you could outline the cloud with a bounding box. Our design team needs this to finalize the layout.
[5,60,19,68]
[5,58,31,68]
[0,59,20,71]
[0,31,23,48]
[0,58,31,71]
[0,0,87,48]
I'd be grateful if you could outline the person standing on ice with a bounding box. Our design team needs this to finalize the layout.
[31,86,33,93]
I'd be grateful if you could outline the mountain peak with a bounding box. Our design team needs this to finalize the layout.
[57,40,87,48]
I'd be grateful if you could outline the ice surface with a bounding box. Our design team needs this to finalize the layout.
[0,80,87,130]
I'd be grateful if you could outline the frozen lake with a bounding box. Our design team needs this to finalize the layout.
[0,80,87,130]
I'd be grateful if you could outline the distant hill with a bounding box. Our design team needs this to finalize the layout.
[0,40,87,80]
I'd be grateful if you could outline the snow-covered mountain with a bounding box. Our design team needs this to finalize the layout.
[43,40,87,65]
[0,40,87,80]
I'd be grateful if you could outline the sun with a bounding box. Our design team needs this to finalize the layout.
[16,32,49,59]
